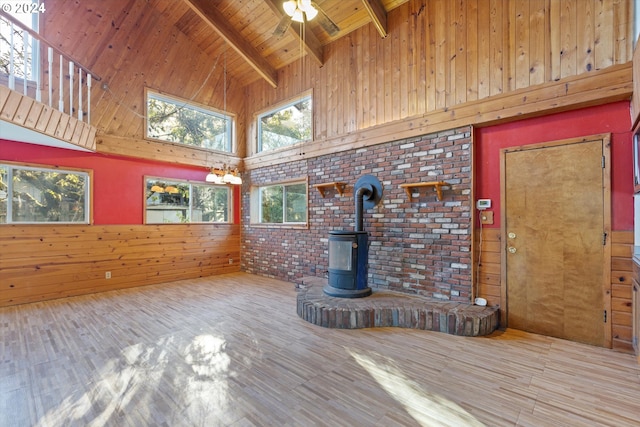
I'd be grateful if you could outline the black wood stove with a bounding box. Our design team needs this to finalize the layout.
[323,175,382,298]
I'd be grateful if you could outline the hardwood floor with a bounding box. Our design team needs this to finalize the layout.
[1,272,639,426]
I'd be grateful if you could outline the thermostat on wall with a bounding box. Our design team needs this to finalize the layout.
[476,199,492,210]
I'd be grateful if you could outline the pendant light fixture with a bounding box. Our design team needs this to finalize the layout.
[206,164,242,185]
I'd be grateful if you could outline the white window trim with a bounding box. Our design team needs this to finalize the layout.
[1,162,91,225]
[144,88,236,154]
[144,176,233,225]
[255,90,313,155]
[250,178,309,228]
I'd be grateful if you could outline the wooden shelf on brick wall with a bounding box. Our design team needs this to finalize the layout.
[313,182,346,197]
[400,181,448,201]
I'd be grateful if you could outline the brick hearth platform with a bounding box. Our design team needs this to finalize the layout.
[296,277,500,337]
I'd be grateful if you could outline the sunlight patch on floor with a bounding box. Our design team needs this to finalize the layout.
[348,349,485,427]
[34,334,231,426]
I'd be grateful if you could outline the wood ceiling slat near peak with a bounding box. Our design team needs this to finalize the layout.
[181,0,279,88]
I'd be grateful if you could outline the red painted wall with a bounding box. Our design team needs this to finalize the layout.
[0,139,241,225]
[475,101,634,230]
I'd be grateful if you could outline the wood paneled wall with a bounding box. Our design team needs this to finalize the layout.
[245,0,632,159]
[476,229,635,353]
[476,228,501,307]
[612,231,635,353]
[42,0,247,164]
[0,224,240,307]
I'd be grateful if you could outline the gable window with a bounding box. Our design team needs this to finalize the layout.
[145,177,230,224]
[250,180,308,225]
[257,94,312,153]
[146,90,234,153]
[0,163,90,224]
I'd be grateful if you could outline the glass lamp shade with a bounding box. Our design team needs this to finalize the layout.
[223,172,235,184]
[230,175,243,185]
[291,9,304,22]
[304,6,317,20]
[206,171,223,184]
[283,1,297,16]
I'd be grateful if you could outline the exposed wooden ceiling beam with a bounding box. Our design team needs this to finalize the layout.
[182,0,278,88]
[263,0,324,66]
[362,0,388,38]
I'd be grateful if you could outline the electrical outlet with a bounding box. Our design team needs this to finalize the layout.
[228,259,233,264]
[451,290,460,296]
[105,271,111,279]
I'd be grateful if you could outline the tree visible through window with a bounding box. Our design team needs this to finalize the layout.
[258,96,312,152]
[146,91,233,153]
[0,2,40,82]
[258,182,307,224]
[0,164,89,224]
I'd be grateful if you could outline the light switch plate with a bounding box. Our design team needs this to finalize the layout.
[480,211,494,224]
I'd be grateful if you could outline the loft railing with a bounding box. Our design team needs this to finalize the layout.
[0,11,101,124]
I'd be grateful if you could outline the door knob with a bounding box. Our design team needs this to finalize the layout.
[508,246,517,254]
[508,232,517,239]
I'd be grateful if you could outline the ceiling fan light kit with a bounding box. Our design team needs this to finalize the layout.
[283,0,318,22]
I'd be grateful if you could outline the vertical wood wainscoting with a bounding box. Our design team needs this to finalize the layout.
[475,229,634,352]
[0,224,240,307]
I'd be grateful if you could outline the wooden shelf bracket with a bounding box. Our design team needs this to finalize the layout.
[399,181,449,201]
[313,182,346,197]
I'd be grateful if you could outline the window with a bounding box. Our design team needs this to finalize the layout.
[251,181,307,225]
[146,90,234,153]
[145,178,230,224]
[0,164,90,224]
[0,1,42,83]
[257,94,312,153]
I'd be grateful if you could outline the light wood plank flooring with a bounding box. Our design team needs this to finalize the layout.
[1,272,639,426]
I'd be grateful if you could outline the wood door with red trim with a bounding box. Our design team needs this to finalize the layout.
[503,137,610,347]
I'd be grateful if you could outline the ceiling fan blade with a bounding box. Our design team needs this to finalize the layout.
[312,3,340,37]
[273,14,292,38]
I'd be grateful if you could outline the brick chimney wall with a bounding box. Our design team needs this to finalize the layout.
[241,126,472,302]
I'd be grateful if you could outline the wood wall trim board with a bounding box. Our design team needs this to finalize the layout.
[95,134,244,170]
[244,63,632,170]
[631,36,640,127]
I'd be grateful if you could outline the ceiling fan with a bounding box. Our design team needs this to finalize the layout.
[273,0,340,38]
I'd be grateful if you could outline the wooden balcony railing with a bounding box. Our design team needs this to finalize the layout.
[1,10,101,125]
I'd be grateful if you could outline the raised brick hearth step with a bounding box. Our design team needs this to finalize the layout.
[296,276,500,336]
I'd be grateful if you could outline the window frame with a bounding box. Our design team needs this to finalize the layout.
[0,1,42,87]
[144,176,233,225]
[144,89,236,154]
[255,91,313,154]
[250,178,309,228]
[0,161,92,225]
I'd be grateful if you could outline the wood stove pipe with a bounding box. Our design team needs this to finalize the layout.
[353,174,383,232]
[355,185,372,232]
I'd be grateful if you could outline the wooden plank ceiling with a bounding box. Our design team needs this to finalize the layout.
[157,0,409,88]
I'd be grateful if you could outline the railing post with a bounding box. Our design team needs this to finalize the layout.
[87,74,92,124]
[9,22,15,90]
[78,68,83,121]
[58,55,64,112]
[69,62,74,117]
[48,48,53,107]
[22,30,28,95]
